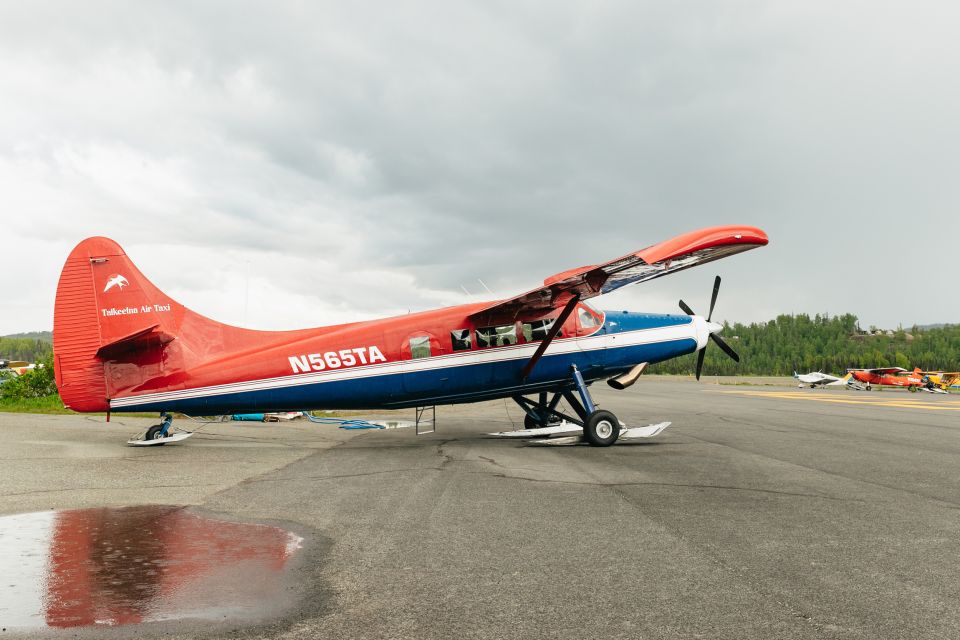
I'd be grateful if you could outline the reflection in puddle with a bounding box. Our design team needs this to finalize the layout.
[0,506,302,629]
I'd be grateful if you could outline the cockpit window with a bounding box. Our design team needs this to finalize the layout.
[451,329,472,351]
[409,335,432,359]
[522,318,558,342]
[477,325,517,348]
[578,306,600,329]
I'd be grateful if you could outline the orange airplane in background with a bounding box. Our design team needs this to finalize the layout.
[847,367,944,392]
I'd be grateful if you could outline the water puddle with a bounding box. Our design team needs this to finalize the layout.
[0,506,303,630]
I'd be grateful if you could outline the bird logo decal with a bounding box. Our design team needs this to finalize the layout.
[103,274,130,293]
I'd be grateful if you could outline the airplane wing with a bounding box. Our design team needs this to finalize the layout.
[469,225,768,321]
[849,367,910,375]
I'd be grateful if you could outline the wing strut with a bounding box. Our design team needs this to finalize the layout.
[520,294,580,381]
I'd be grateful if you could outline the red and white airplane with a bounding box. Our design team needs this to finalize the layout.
[53,226,768,447]
[848,367,945,392]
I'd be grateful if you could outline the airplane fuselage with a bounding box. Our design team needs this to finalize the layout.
[106,303,712,415]
[850,371,923,387]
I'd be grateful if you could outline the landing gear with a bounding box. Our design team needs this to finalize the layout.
[127,412,193,447]
[524,413,561,429]
[513,391,579,429]
[143,413,173,445]
[510,365,622,446]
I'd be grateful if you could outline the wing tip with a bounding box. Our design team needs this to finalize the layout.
[637,224,768,264]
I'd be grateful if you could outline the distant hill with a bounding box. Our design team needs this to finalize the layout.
[3,331,52,343]
[915,323,955,331]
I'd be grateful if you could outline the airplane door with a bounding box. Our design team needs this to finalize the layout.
[573,304,607,371]
[400,331,449,400]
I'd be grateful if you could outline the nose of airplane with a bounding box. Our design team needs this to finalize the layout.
[692,317,725,350]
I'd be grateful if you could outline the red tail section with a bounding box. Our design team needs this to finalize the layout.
[53,237,302,412]
[53,238,187,411]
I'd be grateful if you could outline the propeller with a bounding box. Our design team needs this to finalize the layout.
[679,275,740,380]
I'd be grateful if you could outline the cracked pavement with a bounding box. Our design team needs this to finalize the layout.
[2,379,960,638]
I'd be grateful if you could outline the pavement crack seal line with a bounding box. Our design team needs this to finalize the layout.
[678,430,960,511]
[435,439,458,469]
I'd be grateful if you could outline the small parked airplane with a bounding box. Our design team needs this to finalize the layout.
[793,371,855,389]
[847,367,945,392]
[920,371,960,392]
[53,226,768,447]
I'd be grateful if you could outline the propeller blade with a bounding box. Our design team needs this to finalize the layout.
[695,347,706,380]
[710,333,740,363]
[679,299,696,316]
[707,275,721,322]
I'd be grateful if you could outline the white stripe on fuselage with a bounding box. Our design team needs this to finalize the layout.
[109,321,696,408]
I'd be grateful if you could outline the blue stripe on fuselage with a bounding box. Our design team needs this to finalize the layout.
[113,312,697,414]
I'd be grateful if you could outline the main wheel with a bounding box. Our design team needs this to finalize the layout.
[144,425,167,445]
[583,410,620,447]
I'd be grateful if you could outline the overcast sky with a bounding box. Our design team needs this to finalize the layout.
[2,1,958,336]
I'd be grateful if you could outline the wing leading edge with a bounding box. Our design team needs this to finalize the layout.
[469,225,768,321]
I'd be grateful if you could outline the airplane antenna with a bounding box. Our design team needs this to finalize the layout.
[477,278,494,295]
[243,260,250,327]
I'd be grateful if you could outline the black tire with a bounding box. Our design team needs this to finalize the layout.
[583,410,620,447]
[144,424,166,445]
[866,385,872,391]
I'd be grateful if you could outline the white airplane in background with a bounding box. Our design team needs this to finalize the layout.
[794,371,859,389]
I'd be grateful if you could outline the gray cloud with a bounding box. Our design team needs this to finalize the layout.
[1,1,958,334]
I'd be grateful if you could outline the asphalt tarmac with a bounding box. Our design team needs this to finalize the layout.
[2,379,959,639]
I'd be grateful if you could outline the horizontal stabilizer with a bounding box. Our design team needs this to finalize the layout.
[95,324,176,358]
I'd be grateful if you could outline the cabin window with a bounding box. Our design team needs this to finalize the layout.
[522,318,558,342]
[477,324,517,348]
[451,329,472,351]
[578,307,600,329]
[409,335,432,359]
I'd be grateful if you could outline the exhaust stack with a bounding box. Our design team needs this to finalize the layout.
[607,362,648,390]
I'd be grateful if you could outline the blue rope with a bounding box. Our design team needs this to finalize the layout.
[301,412,385,429]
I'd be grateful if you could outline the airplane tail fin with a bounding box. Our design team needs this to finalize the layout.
[53,237,294,413]
[53,237,192,411]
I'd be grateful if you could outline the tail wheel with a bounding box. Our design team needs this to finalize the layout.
[144,425,167,445]
[583,410,620,447]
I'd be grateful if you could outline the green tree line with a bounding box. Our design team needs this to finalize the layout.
[650,313,960,376]
[0,336,53,363]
